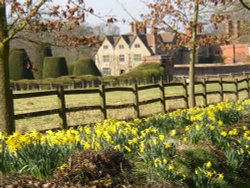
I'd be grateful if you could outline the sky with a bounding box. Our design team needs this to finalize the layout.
[83,0,148,34]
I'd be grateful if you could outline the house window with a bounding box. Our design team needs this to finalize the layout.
[119,54,125,62]
[134,54,142,62]
[135,44,140,48]
[103,68,111,76]
[119,45,124,49]
[103,45,109,49]
[103,55,110,63]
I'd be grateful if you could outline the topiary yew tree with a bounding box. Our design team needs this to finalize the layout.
[0,0,100,134]
[43,57,68,78]
[33,44,53,79]
[73,58,101,76]
[9,48,34,80]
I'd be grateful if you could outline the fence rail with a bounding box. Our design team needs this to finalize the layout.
[12,76,250,131]
[174,71,250,80]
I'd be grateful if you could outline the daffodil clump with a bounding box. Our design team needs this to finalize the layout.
[193,162,227,188]
[0,99,250,185]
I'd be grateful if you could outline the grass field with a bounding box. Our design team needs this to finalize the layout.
[14,81,249,132]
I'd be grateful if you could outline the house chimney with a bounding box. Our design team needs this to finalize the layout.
[130,21,147,35]
[151,27,158,54]
[130,22,136,35]
[139,22,147,34]
[234,20,241,37]
[225,20,233,35]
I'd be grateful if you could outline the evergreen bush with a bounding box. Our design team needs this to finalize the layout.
[9,48,34,80]
[67,64,75,75]
[73,58,101,76]
[33,45,53,79]
[125,62,166,80]
[43,57,68,79]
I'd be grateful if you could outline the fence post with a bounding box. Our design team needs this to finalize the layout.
[234,79,239,101]
[202,79,207,107]
[219,77,224,102]
[159,78,166,113]
[14,82,17,91]
[8,89,16,134]
[133,83,140,118]
[183,78,189,109]
[57,86,68,129]
[247,75,250,99]
[99,84,107,120]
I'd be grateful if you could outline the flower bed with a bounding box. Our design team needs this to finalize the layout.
[1,99,250,187]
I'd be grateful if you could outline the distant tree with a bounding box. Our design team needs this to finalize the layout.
[0,0,100,134]
[94,23,120,39]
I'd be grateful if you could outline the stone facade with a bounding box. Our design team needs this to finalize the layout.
[95,23,177,76]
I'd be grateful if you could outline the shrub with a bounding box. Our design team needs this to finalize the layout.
[9,48,34,80]
[73,58,101,76]
[125,62,166,80]
[67,63,75,75]
[33,45,53,79]
[43,57,68,79]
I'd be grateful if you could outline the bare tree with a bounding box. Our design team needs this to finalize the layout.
[143,0,231,107]
[0,0,100,134]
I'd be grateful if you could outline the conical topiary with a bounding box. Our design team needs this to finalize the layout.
[67,64,75,75]
[43,57,68,78]
[33,44,53,79]
[73,58,101,76]
[9,48,34,80]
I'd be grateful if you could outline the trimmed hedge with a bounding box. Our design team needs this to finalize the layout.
[43,57,68,79]
[125,62,166,80]
[9,48,34,80]
[34,45,53,79]
[73,58,101,76]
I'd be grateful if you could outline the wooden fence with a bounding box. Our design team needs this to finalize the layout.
[174,71,250,80]
[12,76,250,131]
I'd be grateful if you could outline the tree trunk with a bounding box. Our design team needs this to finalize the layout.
[189,0,199,108]
[0,4,15,134]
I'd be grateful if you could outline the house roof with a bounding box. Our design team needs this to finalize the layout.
[113,35,136,47]
[102,31,177,54]
[159,32,176,43]
[137,34,154,54]
[106,35,120,46]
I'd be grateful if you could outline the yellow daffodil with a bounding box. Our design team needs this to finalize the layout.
[169,130,176,136]
[220,131,227,137]
[159,134,165,141]
[206,161,212,168]
[206,171,213,178]
[168,165,175,171]
[217,173,224,180]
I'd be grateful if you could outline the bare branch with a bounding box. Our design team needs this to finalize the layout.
[3,0,46,43]
[239,0,250,10]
